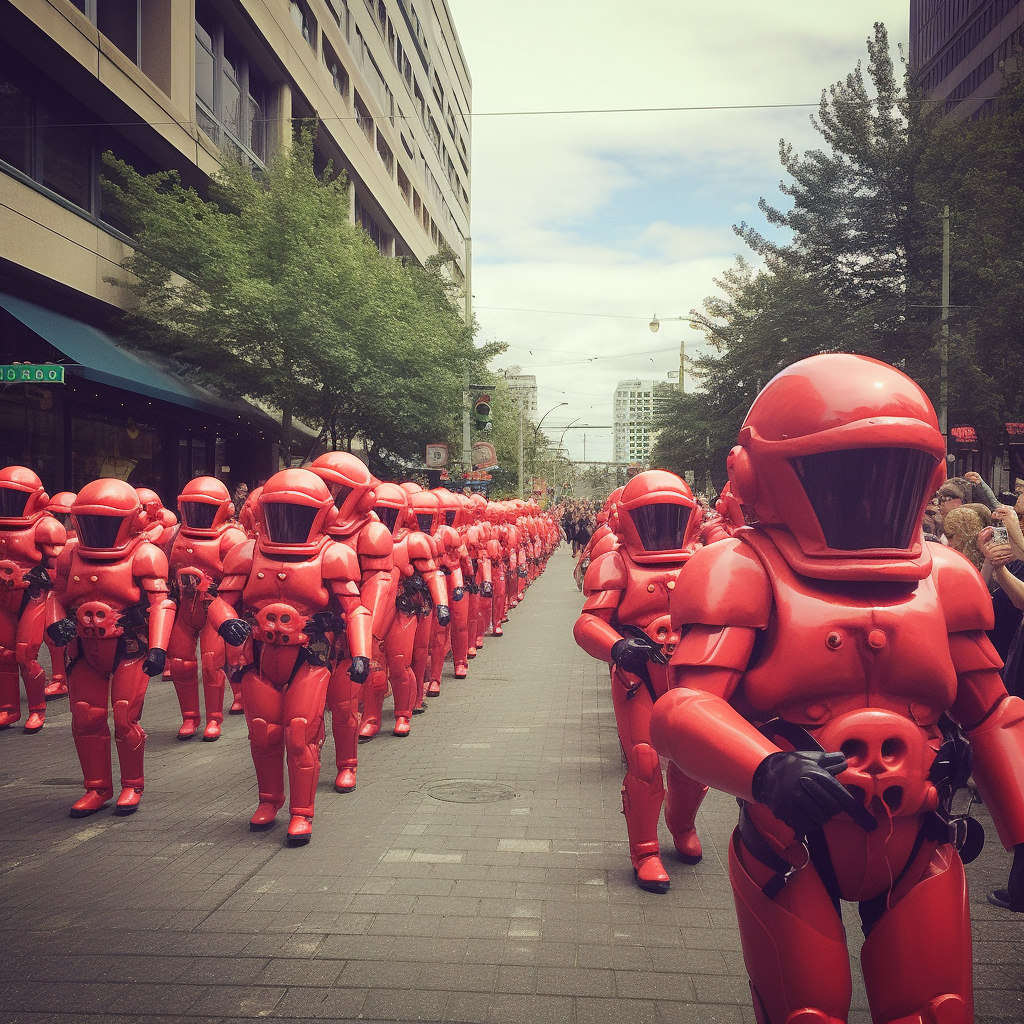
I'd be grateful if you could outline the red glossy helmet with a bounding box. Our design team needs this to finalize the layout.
[432,488,462,529]
[409,489,441,534]
[177,477,233,538]
[0,466,49,524]
[256,469,333,556]
[727,353,946,578]
[399,481,422,495]
[597,486,624,530]
[46,491,77,531]
[134,487,164,517]
[616,470,698,564]
[372,482,411,536]
[468,493,486,519]
[309,452,376,534]
[73,479,146,557]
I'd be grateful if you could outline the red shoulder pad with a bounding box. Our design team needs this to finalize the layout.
[670,538,771,629]
[219,526,248,557]
[132,541,170,582]
[931,544,995,633]
[582,549,627,597]
[323,539,361,582]
[222,538,255,576]
[36,516,67,550]
[406,532,434,561]
[357,521,394,559]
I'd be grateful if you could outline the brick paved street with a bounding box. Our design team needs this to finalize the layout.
[1,545,1022,1023]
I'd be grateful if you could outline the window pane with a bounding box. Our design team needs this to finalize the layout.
[98,0,139,64]
[222,70,241,138]
[0,75,32,174]
[195,35,214,110]
[39,104,92,210]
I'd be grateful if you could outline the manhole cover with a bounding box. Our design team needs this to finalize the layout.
[422,780,516,804]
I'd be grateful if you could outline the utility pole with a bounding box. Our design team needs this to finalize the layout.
[462,371,472,486]
[940,205,950,447]
[517,392,524,499]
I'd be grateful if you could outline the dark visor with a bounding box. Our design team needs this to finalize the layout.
[0,488,30,518]
[262,502,319,544]
[416,513,433,532]
[375,506,401,534]
[332,484,354,510]
[75,514,126,548]
[627,503,692,552]
[445,510,457,526]
[180,501,219,529]
[791,447,939,550]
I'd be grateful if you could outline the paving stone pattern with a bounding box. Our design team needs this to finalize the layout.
[0,546,1022,1023]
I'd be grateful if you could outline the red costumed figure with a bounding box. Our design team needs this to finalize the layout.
[135,487,178,556]
[573,470,709,893]
[308,452,394,790]
[425,489,465,696]
[651,353,1024,1024]
[0,468,66,732]
[166,477,247,741]
[464,495,493,655]
[42,491,76,699]
[206,470,370,843]
[407,489,446,709]
[47,480,174,814]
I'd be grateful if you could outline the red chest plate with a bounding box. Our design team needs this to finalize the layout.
[242,548,330,617]
[63,553,141,613]
[617,552,684,650]
[0,524,43,568]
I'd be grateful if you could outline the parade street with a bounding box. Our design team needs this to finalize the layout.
[0,546,1021,1024]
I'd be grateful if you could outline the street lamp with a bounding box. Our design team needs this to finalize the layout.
[649,314,702,393]
[523,401,567,500]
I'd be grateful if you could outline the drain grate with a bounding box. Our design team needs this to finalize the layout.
[422,779,516,804]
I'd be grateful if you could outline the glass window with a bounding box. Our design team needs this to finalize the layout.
[0,74,32,174]
[38,102,92,210]
[195,28,215,111]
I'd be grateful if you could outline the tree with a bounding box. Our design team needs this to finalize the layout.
[103,130,497,465]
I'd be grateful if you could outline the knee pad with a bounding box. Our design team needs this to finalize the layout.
[15,642,40,668]
[631,743,661,783]
[285,717,318,769]
[71,700,108,735]
[168,657,198,681]
[0,647,17,671]
[250,717,283,754]
[112,699,145,750]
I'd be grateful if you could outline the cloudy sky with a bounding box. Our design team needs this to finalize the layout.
[443,1,911,462]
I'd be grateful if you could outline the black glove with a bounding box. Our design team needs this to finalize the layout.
[751,750,878,836]
[47,617,77,647]
[518,567,528,578]
[452,587,465,602]
[611,638,652,677]
[142,648,167,677]
[218,618,251,647]
[348,656,370,684]
[480,581,493,598]
[435,604,451,627]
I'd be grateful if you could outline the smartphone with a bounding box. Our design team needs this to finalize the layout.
[992,526,1009,544]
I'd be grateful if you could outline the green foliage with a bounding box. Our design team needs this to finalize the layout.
[102,130,498,463]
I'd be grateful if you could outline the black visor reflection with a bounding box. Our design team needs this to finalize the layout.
[181,502,219,529]
[262,502,319,544]
[332,484,354,510]
[0,488,30,518]
[792,447,939,550]
[416,513,433,532]
[445,510,457,526]
[75,514,126,548]
[375,506,401,534]
[627,503,693,552]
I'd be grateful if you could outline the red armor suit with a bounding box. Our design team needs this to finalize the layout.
[309,452,394,791]
[48,480,174,815]
[426,489,466,691]
[42,491,76,699]
[465,496,493,655]
[408,490,446,708]
[650,353,1024,1024]
[166,477,247,741]
[361,484,447,738]
[0,468,66,732]
[206,470,370,844]
[135,487,178,556]
[573,471,708,893]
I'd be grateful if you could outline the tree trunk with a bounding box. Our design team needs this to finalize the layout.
[281,405,292,468]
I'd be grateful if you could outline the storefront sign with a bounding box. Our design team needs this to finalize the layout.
[1,364,65,383]
[426,443,448,467]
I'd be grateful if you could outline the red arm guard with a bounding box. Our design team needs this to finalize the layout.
[334,589,372,660]
[477,556,492,584]
[573,607,621,662]
[206,540,253,625]
[450,564,464,589]
[134,543,175,651]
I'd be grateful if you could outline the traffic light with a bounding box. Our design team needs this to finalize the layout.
[473,392,492,430]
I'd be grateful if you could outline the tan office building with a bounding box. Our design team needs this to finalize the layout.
[0,0,471,494]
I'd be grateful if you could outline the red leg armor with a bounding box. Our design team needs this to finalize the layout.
[450,593,469,676]
[327,658,359,785]
[664,760,708,863]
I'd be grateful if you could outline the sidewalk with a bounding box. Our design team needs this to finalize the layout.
[0,545,1021,1024]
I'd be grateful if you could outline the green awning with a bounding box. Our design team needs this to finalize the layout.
[0,291,267,424]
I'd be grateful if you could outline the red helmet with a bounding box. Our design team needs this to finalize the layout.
[309,452,376,534]
[73,479,146,557]
[468,493,486,519]
[399,481,422,495]
[134,487,164,518]
[256,469,333,556]
[432,488,462,529]
[727,353,946,578]
[0,466,49,524]
[616,471,699,564]
[597,486,624,529]
[177,477,233,538]
[409,489,441,533]
[46,491,77,531]
[372,482,411,536]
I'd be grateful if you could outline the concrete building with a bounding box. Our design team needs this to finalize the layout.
[504,370,538,422]
[612,378,670,466]
[910,0,1024,117]
[0,0,471,494]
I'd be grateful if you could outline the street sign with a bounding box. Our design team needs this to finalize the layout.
[425,443,449,467]
[1,364,65,383]
[472,441,498,469]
